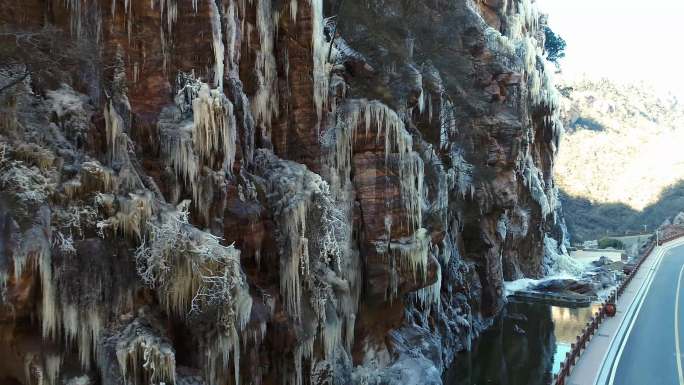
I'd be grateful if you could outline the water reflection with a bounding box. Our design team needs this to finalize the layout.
[445,301,599,385]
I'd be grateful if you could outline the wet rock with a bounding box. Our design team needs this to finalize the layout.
[591,255,612,267]
[533,279,594,295]
[513,324,526,335]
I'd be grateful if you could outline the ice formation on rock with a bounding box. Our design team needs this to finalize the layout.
[114,315,176,385]
[254,149,344,320]
[328,99,424,231]
[0,0,569,384]
[209,0,225,89]
[192,84,237,171]
[160,75,237,219]
[252,0,279,139]
[543,235,583,276]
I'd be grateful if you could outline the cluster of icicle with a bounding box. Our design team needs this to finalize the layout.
[23,353,63,385]
[329,100,424,231]
[521,154,553,217]
[251,0,279,139]
[25,0,481,384]
[0,149,108,384]
[160,73,237,219]
[253,149,350,385]
[91,185,250,385]
[82,144,249,385]
[114,315,177,385]
[125,197,250,385]
[325,99,431,282]
[55,1,339,384]
[4,79,245,385]
[408,62,458,151]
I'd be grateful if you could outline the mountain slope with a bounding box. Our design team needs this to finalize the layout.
[556,77,684,240]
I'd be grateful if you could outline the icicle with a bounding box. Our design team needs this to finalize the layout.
[519,0,539,32]
[120,192,153,240]
[484,27,516,56]
[205,328,242,385]
[45,354,62,385]
[406,35,415,60]
[280,199,308,320]
[80,161,117,194]
[447,147,473,197]
[254,150,346,323]
[191,84,237,170]
[161,76,237,218]
[544,236,583,276]
[405,64,425,114]
[115,318,177,385]
[522,155,551,217]
[160,111,197,189]
[103,100,124,165]
[389,228,430,281]
[209,0,225,89]
[497,213,509,240]
[290,0,298,21]
[252,0,279,138]
[24,353,63,385]
[97,192,153,240]
[64,0,83,37]
[439,96,457,149]
[40,250,57,342]
[416,259,441,310]
[293,337,315,385]
[311,0,331,132]
[330,100,424,230]
[225,1,239,76]
[43,298,103,372]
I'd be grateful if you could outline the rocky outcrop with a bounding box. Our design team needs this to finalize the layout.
[0,0,565,384]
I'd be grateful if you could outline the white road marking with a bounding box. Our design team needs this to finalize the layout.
[675,262,684,385]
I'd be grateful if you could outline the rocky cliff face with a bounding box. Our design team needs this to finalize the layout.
[0,1,565,384]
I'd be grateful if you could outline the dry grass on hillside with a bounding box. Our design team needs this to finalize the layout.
[556,78,684,211]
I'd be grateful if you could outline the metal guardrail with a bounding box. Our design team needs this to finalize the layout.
[552,229,684,385]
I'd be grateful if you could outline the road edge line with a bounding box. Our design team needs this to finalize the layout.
[675,263,684,384]
[601,238,684,385]
[605,245,667,385]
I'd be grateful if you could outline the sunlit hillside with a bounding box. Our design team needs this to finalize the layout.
[556,78,684,211]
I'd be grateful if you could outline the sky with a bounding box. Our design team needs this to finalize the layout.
[538,0,684,98]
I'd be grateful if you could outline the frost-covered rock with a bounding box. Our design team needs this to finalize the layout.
[0,0,566,384]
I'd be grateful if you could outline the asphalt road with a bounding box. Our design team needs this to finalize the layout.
[611,244,684,385]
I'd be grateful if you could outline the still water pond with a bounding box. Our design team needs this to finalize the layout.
[444,301,600,385]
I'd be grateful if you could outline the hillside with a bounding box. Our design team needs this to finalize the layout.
[556,77,684,240]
